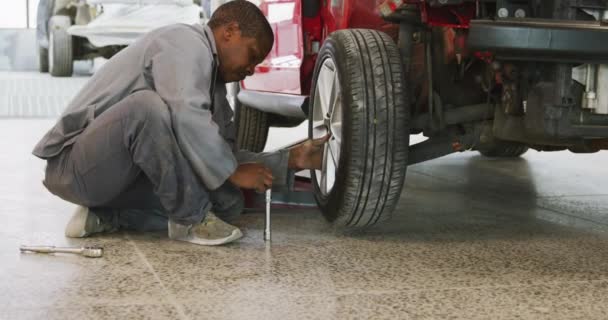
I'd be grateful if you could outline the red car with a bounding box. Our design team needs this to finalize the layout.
[234,0,608,228]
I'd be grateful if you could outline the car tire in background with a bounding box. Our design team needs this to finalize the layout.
[48,16,73,77]
[39,47,49,72]
[232,84,270,152]
[309,29,410,228]
[478,140,529,158]
[235,103,270,152]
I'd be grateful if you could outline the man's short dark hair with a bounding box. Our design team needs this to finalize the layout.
[208,0,274,51]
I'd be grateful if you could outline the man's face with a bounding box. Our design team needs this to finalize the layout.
[216,23,269,83]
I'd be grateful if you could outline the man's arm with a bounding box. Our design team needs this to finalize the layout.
[233,136,328,187]
[235,149,291,187]
[210,90,289,187]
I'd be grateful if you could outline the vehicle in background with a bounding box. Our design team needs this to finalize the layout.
[235,0,608,229]
[36,0,202,77]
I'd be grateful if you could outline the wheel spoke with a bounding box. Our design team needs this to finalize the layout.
[312,92,324,122]
[329,73,339,115]
[326,65,338,118]
[320,143,329,193]
[325,152,336,192]
[312,120,327,139]
[327,138,340,167]
[330,102,342,143]
[317,61,335,117]
[329,73,342,143]
[330,122,342,143]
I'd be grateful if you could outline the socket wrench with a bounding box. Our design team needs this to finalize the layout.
[20,245,104,258]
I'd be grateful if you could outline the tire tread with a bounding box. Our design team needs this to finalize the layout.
[49,27,73,77]
[312,29,409,228]
[236,103,269,152]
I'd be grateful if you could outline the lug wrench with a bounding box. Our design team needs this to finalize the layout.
[264,189,271,241]
[20,245,104,258]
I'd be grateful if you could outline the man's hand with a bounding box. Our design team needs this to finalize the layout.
[288,134,331,171]
[229,163,274,192]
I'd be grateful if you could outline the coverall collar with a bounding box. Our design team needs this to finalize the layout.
[197,23,218,56]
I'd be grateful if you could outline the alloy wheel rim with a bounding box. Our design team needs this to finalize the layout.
[312,57,343,195]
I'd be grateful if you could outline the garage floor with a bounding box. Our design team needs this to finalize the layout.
[2,72,608,319]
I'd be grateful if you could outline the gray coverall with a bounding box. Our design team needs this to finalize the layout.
[32,23,289,230]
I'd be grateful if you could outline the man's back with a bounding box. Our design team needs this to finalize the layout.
[33,23,215,160]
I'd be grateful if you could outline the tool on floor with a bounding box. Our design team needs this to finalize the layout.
[20,245,104,258]
[264,189,271,241]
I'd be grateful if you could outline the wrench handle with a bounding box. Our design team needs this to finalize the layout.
[20,245,83,255]
[20,245,56,254]
[264,189,271,241]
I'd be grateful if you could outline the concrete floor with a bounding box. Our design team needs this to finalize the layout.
[3,73,608,319]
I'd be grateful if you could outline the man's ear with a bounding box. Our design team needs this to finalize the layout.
[224,21,241,40]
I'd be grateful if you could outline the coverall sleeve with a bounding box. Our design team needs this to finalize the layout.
[235,149,291,188]
[214,86,292,188]
[145,31,237,190]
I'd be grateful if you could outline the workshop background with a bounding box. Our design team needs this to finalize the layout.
[2,1,608,319]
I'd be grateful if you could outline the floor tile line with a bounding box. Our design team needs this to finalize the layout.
[125,234,189,320]
[534,205,608,228]
[537,194,608,198]
[333,278,608,297]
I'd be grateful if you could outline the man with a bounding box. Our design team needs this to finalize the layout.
[33,0,325,246]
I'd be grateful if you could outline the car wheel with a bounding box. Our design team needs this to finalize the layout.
[309,29,409,228]
[478,140,529,158]
[49,17,73,77]
[39,47,49,73]
[231,83,270,152]
[235,103,269,152]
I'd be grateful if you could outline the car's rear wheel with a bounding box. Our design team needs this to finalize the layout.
[49,16,73,77]
[229,83,270,152]
[309,29,409,228]
[235,103,270,152]
[478,139,528,158]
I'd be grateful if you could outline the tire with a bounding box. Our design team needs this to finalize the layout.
[309,29,409,228]
[235,101,270,152]
[39,47,49,73]
[48,18,73,77]
[478,140,528,158]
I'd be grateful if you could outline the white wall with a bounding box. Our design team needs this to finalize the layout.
[0,0,40,28]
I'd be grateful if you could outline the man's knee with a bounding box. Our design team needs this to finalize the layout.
[43,154,87,206]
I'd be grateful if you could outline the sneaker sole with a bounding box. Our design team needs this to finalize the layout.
[174,228,244,246]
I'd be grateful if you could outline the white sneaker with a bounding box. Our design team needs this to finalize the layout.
[64,206,111,238]
[168,211,243,246]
